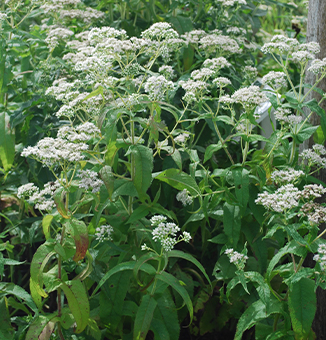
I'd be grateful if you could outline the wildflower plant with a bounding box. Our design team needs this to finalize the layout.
[3,0,326,339]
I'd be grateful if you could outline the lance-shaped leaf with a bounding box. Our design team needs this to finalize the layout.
[134,294,158,340]
[54,187,71,219]
[0,297,14,339]
[168,250,211,288]
[92,261,156,296]
[288,278,316,339]
[156,271,193,324]
[0,111,15,172]
[154,169,200,197]
[126,145,153,201]
[65,218,89,262]
[223,202,241,247]
[99,165,115,199]
[42,215,53,240]
[0,282,38,314]
[60,280,90,334]
[30,242,56,299]
[26,314,59,340]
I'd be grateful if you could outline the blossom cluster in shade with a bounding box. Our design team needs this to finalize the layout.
[17,181,62,211]
[95,225,113,242]
[21,123,100,167]
[225,248,248,270]
[313,244,326,271]
[142,215,191,253]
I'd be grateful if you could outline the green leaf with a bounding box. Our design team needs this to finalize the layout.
[295,125,318,143]
[304,98,326,140]
[134,294,158,340]
[288,278,316,339]
[133,253,160,286]
[126,145,153,201]
[0,282,38,314]
[64,218,89,262]
[168,15,193,34]
[0,111,15,171]
[92,261,156,295]
[223,202,241,247]
[100,271,132,333]
[99,166,115,200]
[208,233,228,244]
[60,280,90,333]
[244,272,270,310]
[153,292,180,340]
[0,298,14,339]
[232,167,249,214]
[154,169,201,197]
[168,250,211,287]
[53,188,71,219]
[82,86,103,102]
[25,314,59,340]
[30,242,56,299]
[204,142,223,163]
[267,241,307,279]
[156,271,193,324]
[234,300,268,340]
[42,215,53,240]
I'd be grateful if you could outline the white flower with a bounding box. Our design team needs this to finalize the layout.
[144,75,174,101]
[300,145,326,168]
[308,58,326,74]
[231,85,268,110]
[271,168,304,184]
[78,170,104,193]
[174,133,190,144]
[313,244,326,270]
[199,35,241,55]
[176,189,193,206]
[262,71,287,89]
[224,248,248,270]
[95,225,113,242]
[213,77,231,87]
[292,51,315,64]
[255,184,301,213]
[274,107,303,125]
[17,183,39,199]
[141,23,178,41]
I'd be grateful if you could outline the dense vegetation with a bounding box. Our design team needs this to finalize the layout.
[3,1,326,339]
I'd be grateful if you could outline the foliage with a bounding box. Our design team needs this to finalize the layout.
[3,0,326,340]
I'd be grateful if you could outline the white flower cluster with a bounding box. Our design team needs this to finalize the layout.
[313,244,326,270]
[174,133,190,144]
[262,71,287,89]
[60,8,104,24]
[17,181,61,211]
[78,170,104,193]
[271,168,304,184]
[200,34,241,55]
[141,22,178,41]
[226,27,246,35]
[158,65,175,80]
[308,58,326,74]
[176,189,193,206]
[216,0,247,6]
[231,85,268,111]
[95,225,113,242]
[213,77,231,88]
[300,184,326,200]
[300,144,326,168]
[262,36,320,65]
[301,203,326,225]
[274,107,303,125]
[148,215,191,252]
[243,66,258,80]
[225,248,248,270]
[144,75,174,101]
[21,123,99,167]
[181,29,207,44]
[255,184,301,213]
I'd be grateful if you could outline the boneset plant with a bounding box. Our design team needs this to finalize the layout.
[3,0,320,339]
